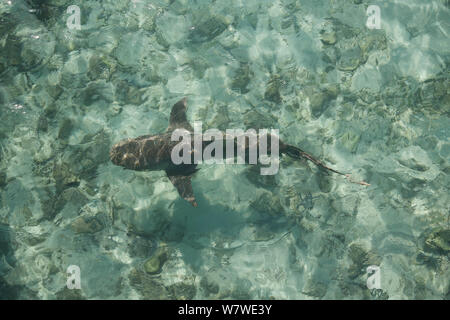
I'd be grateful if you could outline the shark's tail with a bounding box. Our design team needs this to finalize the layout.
[282,144,370,186]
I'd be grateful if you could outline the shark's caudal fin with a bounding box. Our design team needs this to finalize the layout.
[282,144,370,186]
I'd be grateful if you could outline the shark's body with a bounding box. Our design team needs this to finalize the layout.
[110,98,368,206]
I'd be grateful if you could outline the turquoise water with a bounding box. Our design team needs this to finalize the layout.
[0,0,449,299]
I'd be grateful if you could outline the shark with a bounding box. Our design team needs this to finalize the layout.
[109,98,369,206]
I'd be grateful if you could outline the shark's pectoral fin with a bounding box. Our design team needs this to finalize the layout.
[166,172,197,207]
[168,97,193,132]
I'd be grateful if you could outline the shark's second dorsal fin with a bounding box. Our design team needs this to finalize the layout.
[168,97,193,132]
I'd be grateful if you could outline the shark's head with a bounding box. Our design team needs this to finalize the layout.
[110,138,141,170]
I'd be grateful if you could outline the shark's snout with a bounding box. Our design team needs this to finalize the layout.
[109,142,123,166]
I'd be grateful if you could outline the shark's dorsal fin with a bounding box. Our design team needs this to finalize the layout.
[166,172,197,207]
[168,97,193,132]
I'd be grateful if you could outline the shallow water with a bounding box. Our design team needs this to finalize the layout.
[0,0,449,299]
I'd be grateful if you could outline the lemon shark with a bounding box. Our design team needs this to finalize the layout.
[110,98,368,206]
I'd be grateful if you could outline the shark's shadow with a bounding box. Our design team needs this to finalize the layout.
[168,179,293,275]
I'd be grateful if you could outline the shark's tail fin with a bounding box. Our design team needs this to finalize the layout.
[282,144,370,186]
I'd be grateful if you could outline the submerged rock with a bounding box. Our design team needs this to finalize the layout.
[144,247,168,274]
[245,165,277,189]
[210,105,231,131]
[22,232,47,246]
[0,223,15,265]
[87,54,116,81]
[305,85,338,118]
[249,191,284,216]
[0,172,6,188]
[414,251,440,270]
[243,110,277,130]
[33,140,54,164]
[337,46,363,71]
[347,243,381,279]
[199,268,251,299]
[167,282,197,300]
[55,287,86,300]
[128,269,170,299]
[339,131,361,153]
[358,30,387,57]
[0,13,16,38]
[77,81,114,106]
[302,278,327,298]
[43,102,58,118]
[1,35,22,67]
[189,15,229,43]
[231,63,253,94]
[321,30,336,45]
[71,216,104,234]
[397,158,429,172]
[128,235,154,258]
[396,146,431,172]
[200,274,220,296]
[316,171,332,193]
[264,75,282,103]
[20,39,47,71]
[252,225,275,242]
[57,118,74,142]
[114,80,144,105]
[53,162,80,192]
[36,114,48,133]
[424,229,450,254]
[417,76,449,110]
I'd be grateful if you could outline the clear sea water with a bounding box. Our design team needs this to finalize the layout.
[0,0,448,299]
